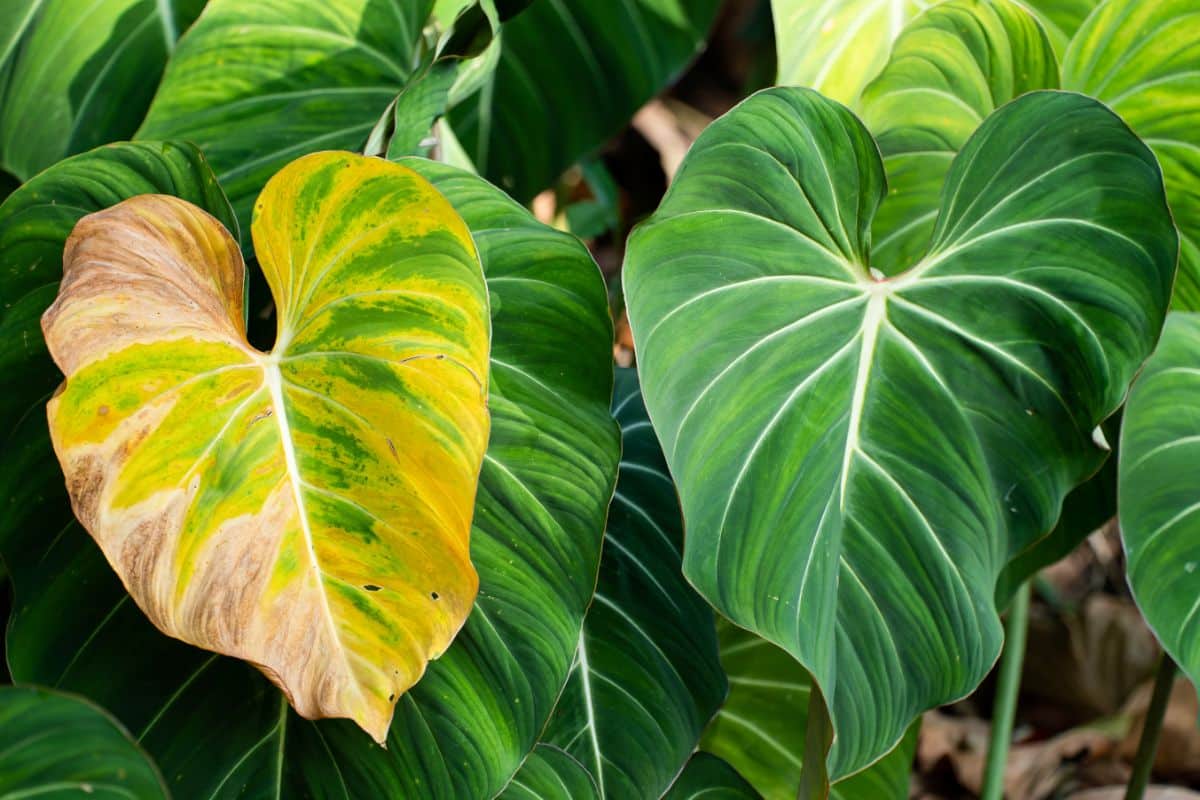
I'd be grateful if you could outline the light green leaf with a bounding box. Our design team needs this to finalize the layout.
[447,0,720,201]
[1010,0,1098,55]
[136,0,431,234]
[0,0,204,181]
[1063,0,1200,310]
[700,621,917,800]
[860,0,1059,271]
[623,87,1176,778]
[771,0,931,106]
[0,686,169,800]
[1119,312,1200,690]
[543,368,725,799]
[498,745,600,800]
[664,752,761,800]
[3,159,619,798]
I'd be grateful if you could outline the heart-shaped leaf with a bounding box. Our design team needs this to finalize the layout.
[6,157,619,799]
[542,368,725,798]
[623,87,1176,777]
[859,0,1059,271]
[137,0,431,234]
[0,686,169,799]
[446,0,720,201]
[0,0,204,181]
[1063,0,1200,310]
[42,150,491,742]
[1119,311,1200,690]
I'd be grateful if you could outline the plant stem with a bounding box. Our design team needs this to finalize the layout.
[1126,654,1177,800]
[981,580,1031,800]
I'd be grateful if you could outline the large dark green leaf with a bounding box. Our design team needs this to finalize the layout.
[622,87,1176,778]
[1062,0,1200,310]
[137,0,431,234]
[700,621,917,799]
[447,0,720,201]
[4,159,619,798]
[497,746,600,800]
[1119,312,1200,691]
[664,753,761,800]
[0,686,169,799]
[859,0,1059,271]
[542,368,725,799]
[0,0,204,181]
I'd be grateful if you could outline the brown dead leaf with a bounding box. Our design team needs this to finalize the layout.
[1119,677,1200,782]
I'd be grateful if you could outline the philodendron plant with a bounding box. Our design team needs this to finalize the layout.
[1,0,1199,799]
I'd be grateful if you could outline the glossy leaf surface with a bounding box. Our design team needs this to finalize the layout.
[1063,0,1200,309]
[1119,312,1200,692]
[42,151,491,742]
[544,368,725,798]
[137,0,431,233]
[860,0,1059,270]
[0,686,169,799]
[447,0,720,201]
[664,752,761,800]
[700,621,917,799]
[623,87,1176,777]
[6,157,618,799]
[0,0,204,181]
[497,746,600,800]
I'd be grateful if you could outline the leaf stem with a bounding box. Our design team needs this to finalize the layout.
[1126,654,1177,800]
[981,580,1031,800]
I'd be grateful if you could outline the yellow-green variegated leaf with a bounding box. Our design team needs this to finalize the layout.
[623,88,1176,777]
[1063,0,1200,310]
[859,0,1059,271]
[41,151,491,743]
[1010,0,1098,56]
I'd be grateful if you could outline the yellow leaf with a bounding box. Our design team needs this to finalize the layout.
[42,151,491,744]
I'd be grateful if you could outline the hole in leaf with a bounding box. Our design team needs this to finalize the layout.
[363,584,381,592]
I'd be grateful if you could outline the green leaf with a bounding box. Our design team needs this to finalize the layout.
[0,686,169,800]
[664,752,761,800]
[860,0,1059,271]
[447,0,720,201]
[771,0,929,106]
[0,0,204,181]
[498,745,600,800]
[1119,312,1200,691]
[622,87,1176,778]
[3,159,619,797]
[1011,0,1098,55]
[136,0,431,235]
[542,368,726,799]
[1062,0,1200,310]
[700,621,917,799]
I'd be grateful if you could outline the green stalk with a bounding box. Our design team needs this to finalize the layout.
[981,580,1031,800]
[1125,654,1177,800]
